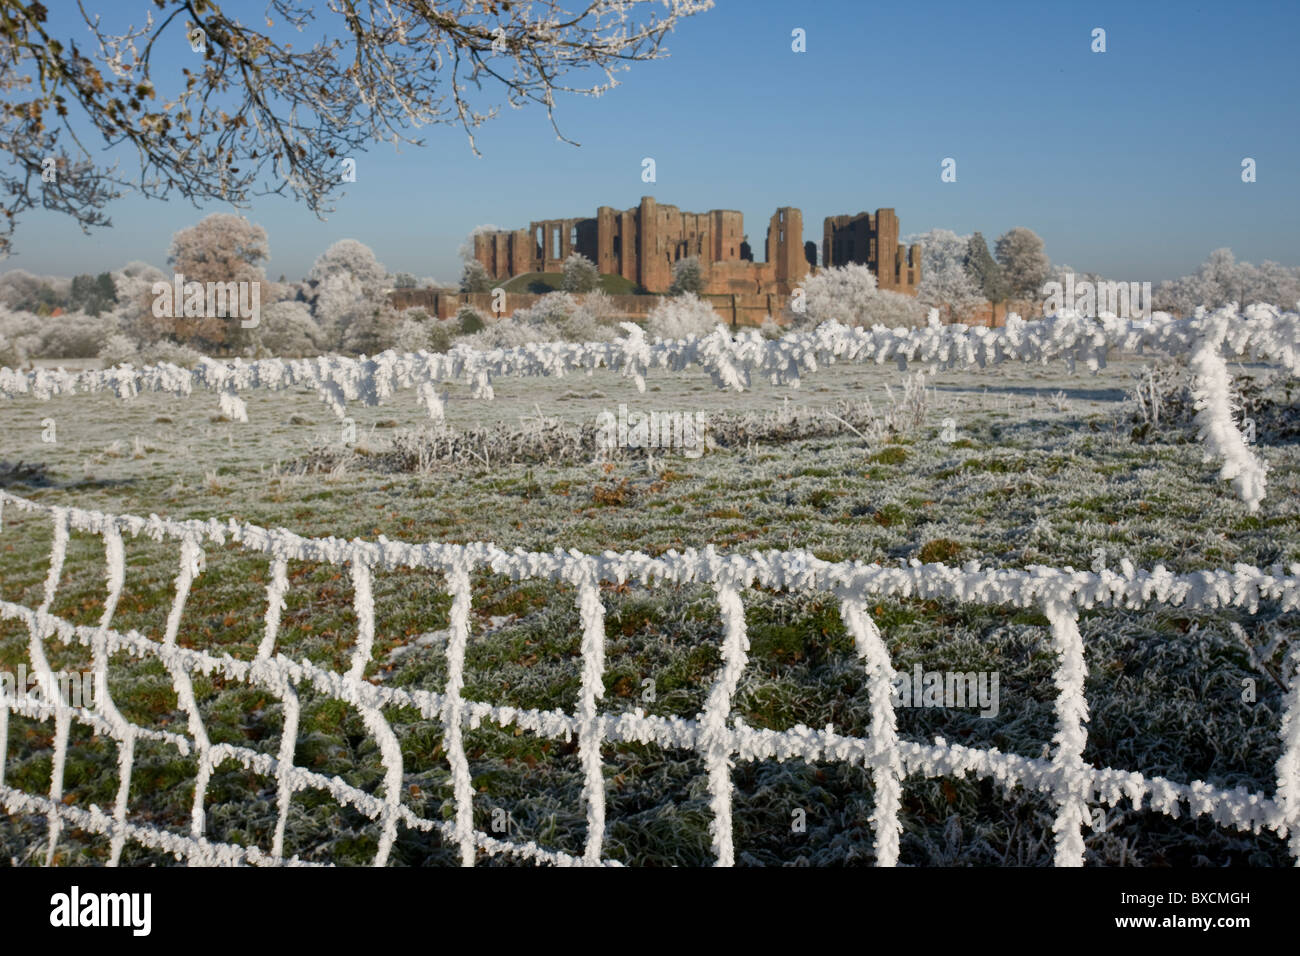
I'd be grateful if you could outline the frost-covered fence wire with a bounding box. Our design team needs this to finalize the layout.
[1,490,1297,867]
[1,306,1294,509]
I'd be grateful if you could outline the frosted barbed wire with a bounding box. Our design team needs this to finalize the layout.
[0,489,1297,866]
[1,305,1292,507]
[4,307,1297,412]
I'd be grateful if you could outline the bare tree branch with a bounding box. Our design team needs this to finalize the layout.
[0,0,713,256]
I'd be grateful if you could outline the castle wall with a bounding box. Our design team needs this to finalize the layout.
[470,196,915,298]
[823,208,922,295]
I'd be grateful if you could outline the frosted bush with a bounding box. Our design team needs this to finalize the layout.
[33,311,117,358]
[859,288,928,328]
[140,340,204,367]
[0,307,37,353]
[475,292,617,345]
[801,264,927,329]
[758,315,785,340]
[256,301,323,356]
[458,305,488,334]
[510,291,577,325]
[98,333,204,368]
[645,292,724,339]
[561,253,600,293]
[459,316,560,349]
[427,317,457,353]
[340,305,403,354]
[97,332,139,367]
[543,291,617,342]
[803,263,878,325]
[110,261,170,342]
[393,317,431,352]
[668,256,705,296]
[0,331,26,368]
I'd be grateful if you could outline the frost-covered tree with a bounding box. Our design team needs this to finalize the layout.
[110,261,169,341]
[0,270,66,314]
[309,240,388,348]
[908,229,984,323]
[460,259,493,294]
[254,301,323,357]
[340,304,403,355]
[168,214,269,285]
[561,253,600,293]
[393,316,434,352]
[965,233,1007,313]
[668,256,705,296]
[156,214,269,351]
[1154,248,1300,314]
[0,330,24,369]
[0,1,712,258]
[645,292,724,339]
[32,312,116,358]
[391,272,418,290]
[1253,260,1300,309]
[68,273,118,316]
[994,227,1050,302]
[309,239,387,297]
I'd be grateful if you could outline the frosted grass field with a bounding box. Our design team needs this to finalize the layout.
[1,352,1297,865]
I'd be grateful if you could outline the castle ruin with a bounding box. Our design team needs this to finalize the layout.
[472,197,921,297]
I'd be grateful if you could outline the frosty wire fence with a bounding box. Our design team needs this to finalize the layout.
[1,490,1297,867]
[2,305,1295,510]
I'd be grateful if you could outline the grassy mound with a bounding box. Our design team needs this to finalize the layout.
[500,272,643,296]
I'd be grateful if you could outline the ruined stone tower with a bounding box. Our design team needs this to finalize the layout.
[473,197,918,297]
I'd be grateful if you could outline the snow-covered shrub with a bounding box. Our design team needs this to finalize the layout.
[802,263,878,325]
[140,339,203,367]
[110,261,170,342]
[559,290,618,342]
[459,315,558,349]
[0,270,69,313]
[801,263,927,328]
[509,291,578,327]
[758,315,785,339]
[393,317,432,352]
[340,305,402,354]
[472,291,617,344]
[97,333,138,367]
[255,301,323,356]
[0,307,40,359]
[458,305,488,334]
[98,334,203,367]
[460,259,493,293]
[561,253,600,293]
[859,288,928,328]
[33,311,117,357]
[427,318,456,353]
[668,256,704,296]
[1155,248,1300,314]
[645,292,724,339]
[0,331,26,368]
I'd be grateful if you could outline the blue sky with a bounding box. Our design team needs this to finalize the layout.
[9,0,1299,284]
